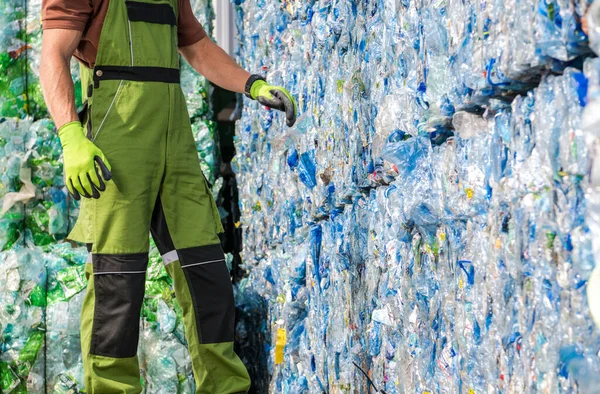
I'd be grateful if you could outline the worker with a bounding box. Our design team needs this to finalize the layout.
[39,0,296,392]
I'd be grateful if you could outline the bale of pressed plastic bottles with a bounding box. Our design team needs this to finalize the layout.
[233,0,600,392]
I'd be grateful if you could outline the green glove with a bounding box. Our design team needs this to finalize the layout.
[58,121,112,200]
[250,79,297,127]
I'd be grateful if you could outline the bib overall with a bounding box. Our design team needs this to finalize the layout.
[69,0,251,392]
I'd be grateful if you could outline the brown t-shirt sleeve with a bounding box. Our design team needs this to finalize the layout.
[41,0,93,31]
[178,0,208,47]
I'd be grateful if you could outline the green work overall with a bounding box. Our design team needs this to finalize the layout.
[68,0,251,392]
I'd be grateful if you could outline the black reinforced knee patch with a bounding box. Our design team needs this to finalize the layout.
[151,196,235,344]
[179,245,235,344]
[91,253,148,358]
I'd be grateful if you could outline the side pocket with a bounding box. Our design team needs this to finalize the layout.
[91,80,125,143]
[77,100,93,139]
[86,84,93,139]
[86,104,93,140]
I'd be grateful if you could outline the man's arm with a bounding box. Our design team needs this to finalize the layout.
[180,37,297,126]
[179,37,250,93]
[40,29,82,129]
[40,28,112,200]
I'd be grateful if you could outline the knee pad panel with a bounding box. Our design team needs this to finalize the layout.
[90,253,148,358]
[179,245,235,344]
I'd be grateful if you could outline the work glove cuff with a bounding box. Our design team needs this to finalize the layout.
[57,121,85,145]
[245,74,267,100]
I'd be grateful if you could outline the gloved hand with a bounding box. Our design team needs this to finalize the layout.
[58,121,112,200]
[249,79,297,127]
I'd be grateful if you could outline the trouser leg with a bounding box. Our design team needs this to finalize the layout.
[151,193,251,394]
[151,85,250,393]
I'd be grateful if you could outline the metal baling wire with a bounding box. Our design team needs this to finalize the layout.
[352,361,388,394]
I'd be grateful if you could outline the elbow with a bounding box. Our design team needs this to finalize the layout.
[39,52,66,79]
[180,38,211,74]
[185,53,208,77]
[41,41,76,76]
[41,47,67,69]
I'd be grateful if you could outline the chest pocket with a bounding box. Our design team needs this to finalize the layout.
[125,1,178,68]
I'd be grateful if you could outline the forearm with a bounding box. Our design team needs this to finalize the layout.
[180,37,250,93]
[40,30,80,129]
